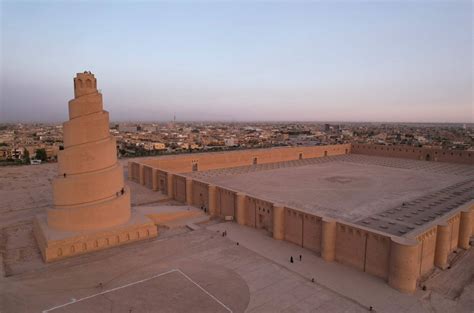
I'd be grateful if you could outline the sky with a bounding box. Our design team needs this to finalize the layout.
[0,1,472,123]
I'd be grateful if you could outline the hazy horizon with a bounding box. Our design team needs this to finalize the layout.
[1,1,473,123]
[2,119,473,127]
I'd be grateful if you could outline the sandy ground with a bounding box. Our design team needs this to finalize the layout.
[0,160,167,229]
[0,226,367,313]
[0,160,171,277]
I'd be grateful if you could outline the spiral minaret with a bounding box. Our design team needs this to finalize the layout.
[47,72,131,231]
[34,72,156,262]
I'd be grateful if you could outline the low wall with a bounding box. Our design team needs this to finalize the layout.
[351,144,473,165]
[138,144,351,173]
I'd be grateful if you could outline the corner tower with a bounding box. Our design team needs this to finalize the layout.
[34,72,157,262]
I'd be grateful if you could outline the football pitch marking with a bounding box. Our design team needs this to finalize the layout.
[42,268,232,313]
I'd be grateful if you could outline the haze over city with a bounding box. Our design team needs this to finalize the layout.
[1,1,472,123]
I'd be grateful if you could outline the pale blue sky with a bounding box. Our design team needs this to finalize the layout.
[1,1,472,123]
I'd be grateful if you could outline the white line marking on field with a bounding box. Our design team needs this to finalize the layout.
[41,268,232,313]
[42,269,178,312]
[176,269,233,313]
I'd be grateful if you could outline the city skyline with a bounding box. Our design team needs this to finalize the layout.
[1,1,473,123]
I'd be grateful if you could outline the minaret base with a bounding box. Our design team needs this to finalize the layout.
[33,212,157,262]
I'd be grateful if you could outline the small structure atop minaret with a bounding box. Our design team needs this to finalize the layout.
[74,71,97,97]
[34,72,157,262]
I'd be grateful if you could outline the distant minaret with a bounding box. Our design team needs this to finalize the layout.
[171,113,176,128]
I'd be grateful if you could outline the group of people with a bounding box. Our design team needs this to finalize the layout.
[289,254,303,263]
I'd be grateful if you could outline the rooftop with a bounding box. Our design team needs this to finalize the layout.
[185,154,474,236]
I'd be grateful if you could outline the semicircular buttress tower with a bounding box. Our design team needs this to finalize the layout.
[34,72,157,262]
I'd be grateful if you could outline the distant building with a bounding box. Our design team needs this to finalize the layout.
[224,138,237,147]
[142,125,158,133]
[118,125,139,133]
[143,142,166,151]
[0,146,9,160]
[11,148,24,159]
[153,142,166,150]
